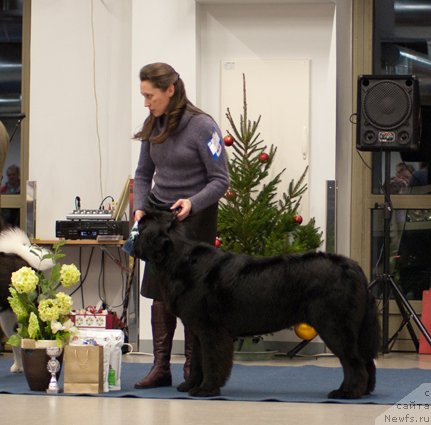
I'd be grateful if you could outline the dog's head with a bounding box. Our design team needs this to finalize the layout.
[133,209,178,264]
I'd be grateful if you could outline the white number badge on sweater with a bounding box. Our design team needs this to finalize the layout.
[207,129,222,159]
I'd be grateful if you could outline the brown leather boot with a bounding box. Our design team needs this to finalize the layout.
[183,328,194,381]
[135,301,177,389]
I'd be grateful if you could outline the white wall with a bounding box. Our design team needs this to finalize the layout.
[29,0,132,238]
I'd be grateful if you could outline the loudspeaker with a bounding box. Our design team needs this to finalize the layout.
[356,75,420,152]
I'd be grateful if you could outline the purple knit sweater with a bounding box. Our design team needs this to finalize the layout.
[134,110,229,215]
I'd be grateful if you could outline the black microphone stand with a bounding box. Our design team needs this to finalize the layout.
[369,151,431,353]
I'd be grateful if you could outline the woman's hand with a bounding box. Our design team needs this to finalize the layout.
[171,199,192,221]
[134,209,146,222]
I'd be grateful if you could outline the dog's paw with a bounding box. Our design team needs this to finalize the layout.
[10,363,23,373]
[188,386,221,397]
[177,381,192,392]
[327,388,362,399]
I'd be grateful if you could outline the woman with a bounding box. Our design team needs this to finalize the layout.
[133,63,229,389]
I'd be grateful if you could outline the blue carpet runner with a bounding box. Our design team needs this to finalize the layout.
[0,357,429,404]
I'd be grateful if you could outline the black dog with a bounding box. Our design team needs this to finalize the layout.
[133,209,380,399]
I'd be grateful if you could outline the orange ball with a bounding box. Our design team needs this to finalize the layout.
[294,323,317,341]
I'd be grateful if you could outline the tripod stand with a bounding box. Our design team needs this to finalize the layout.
[369,151,431,353]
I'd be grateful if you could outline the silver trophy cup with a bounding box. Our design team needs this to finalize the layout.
[46,345,63,394]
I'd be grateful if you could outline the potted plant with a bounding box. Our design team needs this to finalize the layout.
[7,241,81,390]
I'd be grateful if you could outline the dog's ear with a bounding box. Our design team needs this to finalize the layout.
[142,209,176,226]
[137,209,159,230]
[155,210,179,232]
[152,236,173,263]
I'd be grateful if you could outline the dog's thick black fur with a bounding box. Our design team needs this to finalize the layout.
[134,210,381,399]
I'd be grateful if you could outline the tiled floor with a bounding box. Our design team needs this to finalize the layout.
[1,351,430,425]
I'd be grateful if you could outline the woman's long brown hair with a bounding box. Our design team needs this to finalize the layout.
[134,63,203,144]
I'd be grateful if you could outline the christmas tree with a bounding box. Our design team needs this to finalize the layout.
[217,74,322,256]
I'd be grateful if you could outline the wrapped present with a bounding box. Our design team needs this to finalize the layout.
[71,306,114,329]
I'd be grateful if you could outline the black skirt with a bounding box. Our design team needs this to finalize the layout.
[141,201,219,301]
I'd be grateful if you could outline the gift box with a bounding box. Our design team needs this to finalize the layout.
[71,307,114,329]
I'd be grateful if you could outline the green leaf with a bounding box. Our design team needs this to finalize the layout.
[7,334,22,347]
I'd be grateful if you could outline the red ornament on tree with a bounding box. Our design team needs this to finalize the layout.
[226,189,236,200]
[223,135,234,146]
[215,237,222,248]
[293,214,303,224]
[258,152,269,163]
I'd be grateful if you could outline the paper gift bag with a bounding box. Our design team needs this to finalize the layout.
[70,329,125,391]
[63,345,104,393]
[419,289,431,354]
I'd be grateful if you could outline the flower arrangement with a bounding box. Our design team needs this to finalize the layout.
[7,242,81,347]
